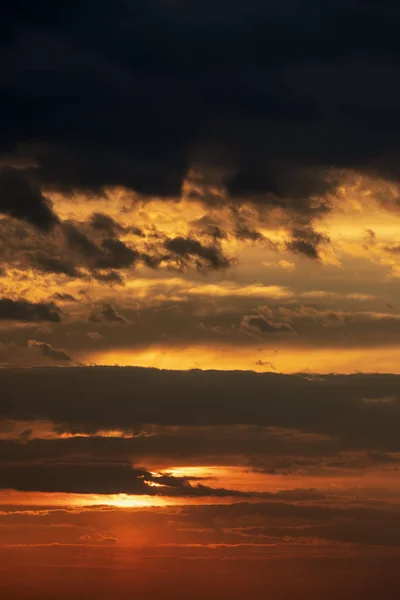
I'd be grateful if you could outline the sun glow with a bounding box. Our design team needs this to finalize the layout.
[0,491,173,509]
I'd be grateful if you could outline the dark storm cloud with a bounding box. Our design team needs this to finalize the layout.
[4,1,400,216]
[0,167,58,229]
[0,463,190,495]
[0,461,279,497]
[225,167,333,215]
[1,368,400,451]
[0,299,61,322]
[0,428,339,466]
[6,427,391,477]
[164,237,232,270]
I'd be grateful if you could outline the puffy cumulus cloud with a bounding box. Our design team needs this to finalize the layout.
[0,298,61,322]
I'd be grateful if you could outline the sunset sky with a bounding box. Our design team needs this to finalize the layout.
[2,2,400,598]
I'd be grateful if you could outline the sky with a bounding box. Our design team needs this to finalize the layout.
[1,1,400,598]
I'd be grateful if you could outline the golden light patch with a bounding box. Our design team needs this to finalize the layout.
[83,343,400,374]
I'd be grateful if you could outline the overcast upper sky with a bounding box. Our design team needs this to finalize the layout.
[2,2,400,598]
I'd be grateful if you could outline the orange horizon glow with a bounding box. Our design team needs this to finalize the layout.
[81,343,400,374]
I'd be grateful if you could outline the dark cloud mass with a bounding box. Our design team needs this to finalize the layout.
[1,367,399,451]
[90,212,122,236]
[62,222,101,259]
[3,1,400,217]
[164,236,232,270]
[0,299,61,322]
[287,228,330,259]
[96,238,139,269]
[60,222,139,274]
[0,462,258,496]
[0,167,58,229]
[33,255,81,278]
